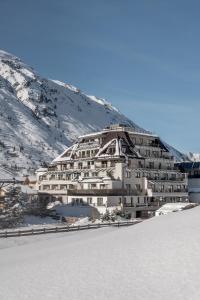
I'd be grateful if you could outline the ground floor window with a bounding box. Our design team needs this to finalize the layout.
[87,197,93,204]
[97,197,104,206]
[71,198,84,205]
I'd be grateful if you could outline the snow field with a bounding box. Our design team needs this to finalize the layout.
[0,207,200,299]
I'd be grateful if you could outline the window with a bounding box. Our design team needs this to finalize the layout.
[131,197,133,206]
[126,171,131,178]
[108,147,115,155]
[51,185,59,190]
[84,172,89,177]
[87,197,92,204]
[91,183,96,189]
[167,163,171,170]
[135,184,141,191]
[68,184,74,189]
[153,151,159,157]
[78,163,82,169]
[160,185,164,192]
[110,161,115,167]
[121,147,126,153]
[138,161,143,168]
[131,137,136,144]
[145,150,150,156]
[149,162,154,169]
[102,161,107,168]
[60,185,67,190]
[136,172,140,178]
[43,185,50,190]
[97,198,103,206]
[139,138,143,145]
[100,184,108,189]
[92,172,98,177]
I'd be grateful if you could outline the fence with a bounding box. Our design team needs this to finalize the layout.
[0,220,141,238]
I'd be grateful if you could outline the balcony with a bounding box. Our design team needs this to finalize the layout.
[147,176,186,182]
[67,188,143,196]
[142,166,178,171]
[152,188,188,194]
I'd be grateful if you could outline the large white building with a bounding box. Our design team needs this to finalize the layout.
[36,124,188,218]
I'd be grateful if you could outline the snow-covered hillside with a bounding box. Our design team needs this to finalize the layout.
[0,207,200,300]
[0,50,144,175]
[0,50,187,176]
[187,152,200,162]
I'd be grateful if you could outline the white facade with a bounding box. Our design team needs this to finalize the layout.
[36,124,188,218]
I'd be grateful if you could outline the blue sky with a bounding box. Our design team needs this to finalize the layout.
[0,0,199,153]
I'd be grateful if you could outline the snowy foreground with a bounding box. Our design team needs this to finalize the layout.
[1,208,200,300]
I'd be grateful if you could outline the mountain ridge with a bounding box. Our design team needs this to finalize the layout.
[0,50,148,175]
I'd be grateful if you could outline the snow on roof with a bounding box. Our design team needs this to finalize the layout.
[79,127,157,139]
[36,168,48,173]
[17,184,37,194]
[0,167,16,180]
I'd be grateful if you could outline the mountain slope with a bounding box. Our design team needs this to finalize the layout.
[0,50,146,175]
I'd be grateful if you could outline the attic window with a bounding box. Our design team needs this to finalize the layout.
[122,147,126,153]
[108,147,115,154]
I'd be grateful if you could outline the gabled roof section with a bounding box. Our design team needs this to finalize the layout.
[95,137,141,159]
[53,143,79,163]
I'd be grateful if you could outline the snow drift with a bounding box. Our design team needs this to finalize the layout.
[0,206,200,300]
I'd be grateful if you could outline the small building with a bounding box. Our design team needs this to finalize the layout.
[176,162,200,203]
[22,175,37,189]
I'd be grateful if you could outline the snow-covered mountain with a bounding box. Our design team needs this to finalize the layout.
[0,50,187,176]
[186,153,200,162]
[0,50,147,175]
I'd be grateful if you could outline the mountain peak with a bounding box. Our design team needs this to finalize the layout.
[0,50,145,175]
[0,49,20,61]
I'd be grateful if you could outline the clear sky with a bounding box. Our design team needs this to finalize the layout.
[0,0,199,153]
